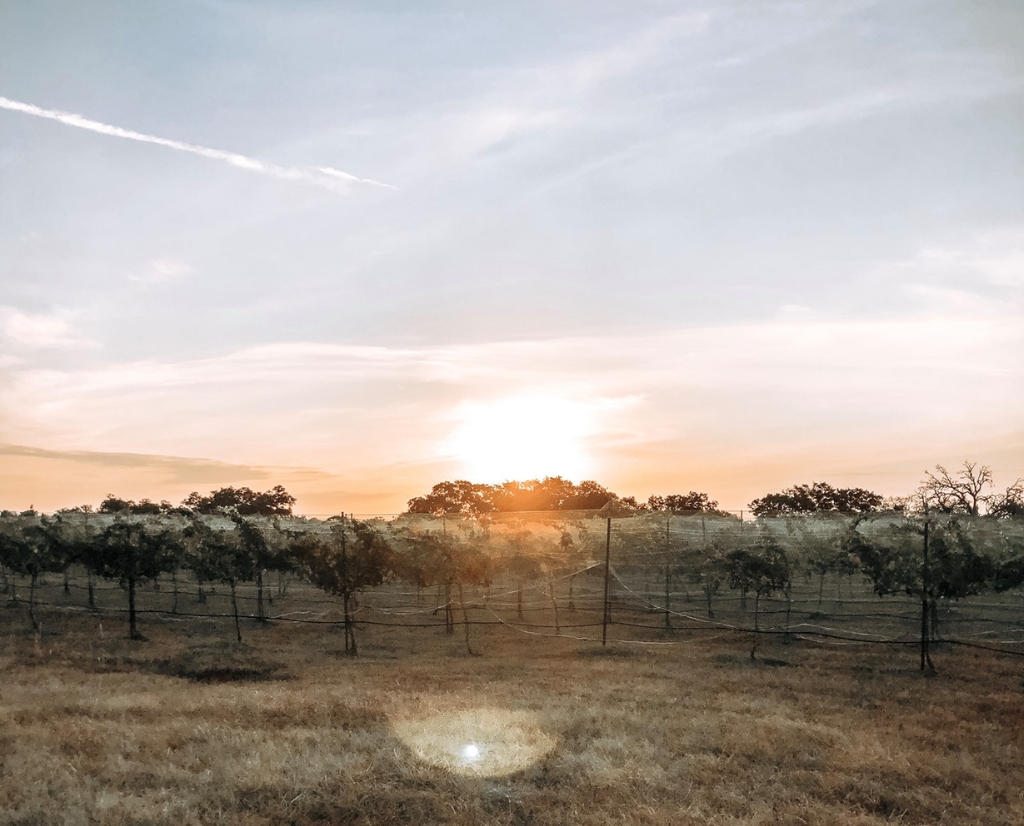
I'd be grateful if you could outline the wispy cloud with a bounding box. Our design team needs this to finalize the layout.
[0,306,91,349]
[0,442,272,484]
[3,307,1021,472]
[0,95,396,191]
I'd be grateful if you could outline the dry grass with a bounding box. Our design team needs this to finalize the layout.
[2,605,1023,826]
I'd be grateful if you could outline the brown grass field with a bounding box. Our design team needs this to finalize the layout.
[2,590,1024,826]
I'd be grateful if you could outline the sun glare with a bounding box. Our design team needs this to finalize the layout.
[447,395,594,483]
[389,707,556,778]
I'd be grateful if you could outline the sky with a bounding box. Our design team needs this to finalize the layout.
[1,0,1022,515]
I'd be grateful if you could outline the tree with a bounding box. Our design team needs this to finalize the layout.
[684,543,724,618]
[407,481,496,516]
[749,482,882,517]
[646,492,724,515]
[498,530,544,621]
[0,516,68,632]
[91,519,176,640]
[231,515,275,621]
[397,525,491,654]
[803,537,859,610]
[182,485,296,516]
[187,520,254,643]
[41,512,101,609]
[489,477,617,511]
[260,517,299,607]
[919,462,993,516]
[99,495,176,515]
[984,479,1024,519]
[847,514,996,671]
[406,477,623,515]
[720,538,790,632]
[294,518,396,655]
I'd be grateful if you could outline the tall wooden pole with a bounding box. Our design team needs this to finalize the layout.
[921,512,933,672]
[602,517,612,646]
[664,515,671,630]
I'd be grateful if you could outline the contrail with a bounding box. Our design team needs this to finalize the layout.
[0,95,396,191]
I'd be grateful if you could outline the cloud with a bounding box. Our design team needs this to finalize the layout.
[0,95,396,191]
[904,228,1024,289]
[2,304,1021,479]
[0,442,272,484]
[0,306,90,349]
[130,258,193,284]
[2,290,1021,509]
[0,442,390,514]
[375,12,712,180]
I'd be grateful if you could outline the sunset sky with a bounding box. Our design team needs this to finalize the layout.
[1,1,1022,514]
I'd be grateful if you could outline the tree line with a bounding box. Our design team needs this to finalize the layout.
[407,461,1024,518]
[407,477,734,516]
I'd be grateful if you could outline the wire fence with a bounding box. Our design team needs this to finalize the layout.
[2,510,1023,660]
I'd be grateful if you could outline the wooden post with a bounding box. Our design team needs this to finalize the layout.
[602,517,612,646]
[664,515,671,630]
[921,513,934,672]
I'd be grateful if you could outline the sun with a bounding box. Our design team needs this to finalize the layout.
[447,395,595,483]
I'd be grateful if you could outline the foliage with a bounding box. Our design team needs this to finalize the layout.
[749,482,882,517]
[848,516,997,600]
[720,539,790,600]
[396,527,492,590]
[918,462,993,516]
[406,480,496,515]
[646,492,726,515]
[99,496,180,515]
[294,519,397,597]
[719,537,790,631]
[407,476,620,515]
[91,518,179,639]
[0,515,71,630]
[292,518,397,654]
[181,485,296,516]
[186,521,253,587]
[986,479,1024,519]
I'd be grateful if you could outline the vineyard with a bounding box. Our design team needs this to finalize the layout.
[4,509,1024,825]
[3,509,1024,667]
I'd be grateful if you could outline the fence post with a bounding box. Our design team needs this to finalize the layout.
[664,515,671,630]
[602,517,612,646]
[921,512,934,672]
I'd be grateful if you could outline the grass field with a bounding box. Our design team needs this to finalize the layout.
[2,591,1024,826]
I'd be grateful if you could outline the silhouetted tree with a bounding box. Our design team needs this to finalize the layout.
[99,495,176,515]
[646,492,726,515]
[988,480,1024,519]
[407,480,496,515]
[181,485,295,516]
[406,477,622,515]
[919,462,993,516]
[749,482,882,517]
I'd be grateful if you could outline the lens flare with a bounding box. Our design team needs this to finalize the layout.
[390,707,556,777]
